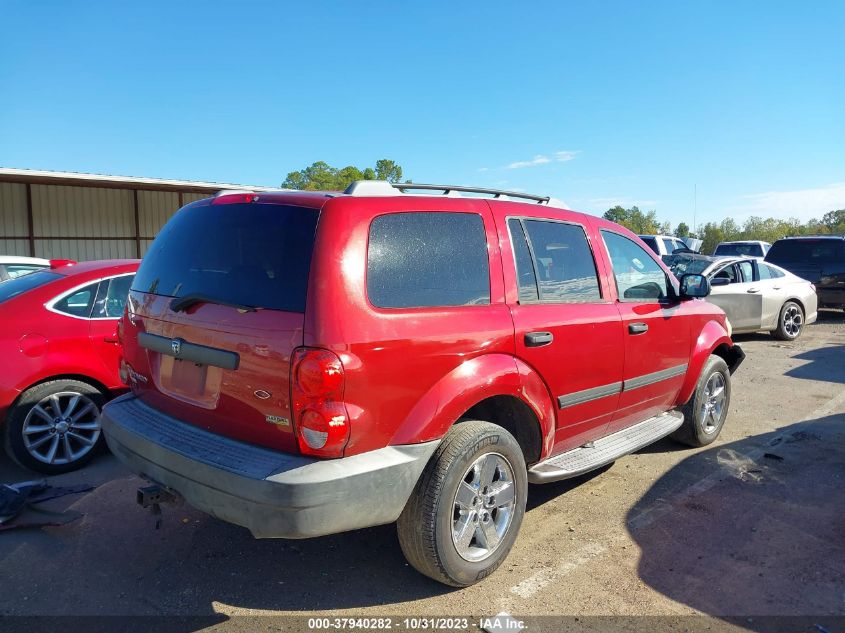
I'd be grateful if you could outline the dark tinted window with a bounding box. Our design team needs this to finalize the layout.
[53,281,99,317]
[519,219,601,302]
[766,239,844,264]
[93,275,134,318]
[640,236,659,255]
[0,270,60,304]
[602,231,668,300]
[508,219,539,302]
[132,202,318,312]
[367,212,489,308]
[714,243,764,257]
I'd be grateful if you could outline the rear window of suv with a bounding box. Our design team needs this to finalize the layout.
[132,202,318,312]
[714,243,764,257]
[367,212,490,308]
[766,239,844,264]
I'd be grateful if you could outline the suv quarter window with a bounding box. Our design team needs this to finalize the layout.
[367,211,490,309]
[601,230,669,301]
[509,217,602,304]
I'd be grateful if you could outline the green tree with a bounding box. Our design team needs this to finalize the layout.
[282,159,405,191]
[675,222,690,238]
[602,206,661,234]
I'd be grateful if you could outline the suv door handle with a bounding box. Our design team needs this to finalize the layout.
[746,288,760,293]
[628,322,649,335]
[524,331,553,347]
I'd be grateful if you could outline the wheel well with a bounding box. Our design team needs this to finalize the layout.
[712,343,744,375]
[460,395,543,466]
[5,374,111,423]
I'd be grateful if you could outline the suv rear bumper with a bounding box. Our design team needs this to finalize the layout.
[100,394,439,539]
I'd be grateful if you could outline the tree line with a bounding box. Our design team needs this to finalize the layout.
[602,205,845,255]
[280,161,843,256]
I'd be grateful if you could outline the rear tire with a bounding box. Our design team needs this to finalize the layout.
[672,356,731,448]
[771,300,804,340]
[4,379,106,474]
[397,420,527,587]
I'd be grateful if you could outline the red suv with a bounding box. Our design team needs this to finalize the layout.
[101,182,744,586]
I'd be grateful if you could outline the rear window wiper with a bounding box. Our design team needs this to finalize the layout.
[170,293,261,313]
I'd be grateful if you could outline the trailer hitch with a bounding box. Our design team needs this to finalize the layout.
[136,484,178,529]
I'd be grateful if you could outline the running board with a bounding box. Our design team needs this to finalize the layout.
[528,410,685,484]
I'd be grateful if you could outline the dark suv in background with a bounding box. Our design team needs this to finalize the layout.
[765,236,845,309]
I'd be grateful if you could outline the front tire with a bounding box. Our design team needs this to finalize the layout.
[671,355,731,447]
[771,300,804,340]
[4,379,105,474]
[397,420,527,587]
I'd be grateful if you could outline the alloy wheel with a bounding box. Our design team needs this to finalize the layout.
[22,391,101,466]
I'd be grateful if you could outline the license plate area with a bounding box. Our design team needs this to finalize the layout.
[156,355,223,409]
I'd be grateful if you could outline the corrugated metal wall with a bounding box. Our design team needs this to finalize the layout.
[0,181,218,261]
[0,183,29,256]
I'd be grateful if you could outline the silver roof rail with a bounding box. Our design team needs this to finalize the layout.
[343,180,556,205]
[391,182,551,204]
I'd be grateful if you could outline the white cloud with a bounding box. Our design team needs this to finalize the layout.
[503,150,580,170]
[730,183,845,221]
[506,155,552,169]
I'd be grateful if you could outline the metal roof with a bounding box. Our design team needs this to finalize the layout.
[0,167,283,194]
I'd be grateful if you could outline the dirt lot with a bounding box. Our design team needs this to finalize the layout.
[0,311,843,629]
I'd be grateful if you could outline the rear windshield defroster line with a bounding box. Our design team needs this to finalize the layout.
[131,202,318,313]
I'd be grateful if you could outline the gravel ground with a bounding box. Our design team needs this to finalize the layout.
[0,310,843,629]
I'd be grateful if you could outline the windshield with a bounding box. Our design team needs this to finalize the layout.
[714,243,764,257]
[131,202,319,313]
[0,270,61,304]
[665,254,714,276]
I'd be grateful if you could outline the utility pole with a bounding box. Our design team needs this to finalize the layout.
[693,184,697,235]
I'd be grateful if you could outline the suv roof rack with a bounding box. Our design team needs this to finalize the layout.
[344,180,555,205]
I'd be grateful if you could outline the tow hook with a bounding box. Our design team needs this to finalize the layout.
[136,484,178,529]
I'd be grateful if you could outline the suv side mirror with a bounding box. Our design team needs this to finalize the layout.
[680,273,710,298]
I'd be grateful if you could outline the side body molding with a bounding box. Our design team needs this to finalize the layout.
[389,353,556,459]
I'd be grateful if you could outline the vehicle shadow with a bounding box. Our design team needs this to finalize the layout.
[626,413,845,619]
[784,345,845,385]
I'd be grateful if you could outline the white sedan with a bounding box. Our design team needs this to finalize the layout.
[667,254,818,340]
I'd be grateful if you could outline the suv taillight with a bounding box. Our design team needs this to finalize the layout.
[291,348,349,457]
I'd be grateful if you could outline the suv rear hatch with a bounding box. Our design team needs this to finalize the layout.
[766,238,844,283]
[123,195,319,453]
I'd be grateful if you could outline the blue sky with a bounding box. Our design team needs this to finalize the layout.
[2,1,843,229]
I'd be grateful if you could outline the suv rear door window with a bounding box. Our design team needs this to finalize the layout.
[367,212,490,309]
[511,218,601,303]
[767,239,844,264]
[602,231,668,301]
[132,202,318,313]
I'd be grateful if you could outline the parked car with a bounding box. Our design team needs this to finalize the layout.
[0,256,75,281]
[638,234,690,257]
[101,182,744,586]
[666,253,817,340]
[0,259,139,473]
[712,240,771,259]
[765,236,845,309]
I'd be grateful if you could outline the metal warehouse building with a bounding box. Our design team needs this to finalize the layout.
[0,168,277,261]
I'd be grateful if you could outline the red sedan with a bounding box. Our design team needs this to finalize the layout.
[0,259,139,473]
